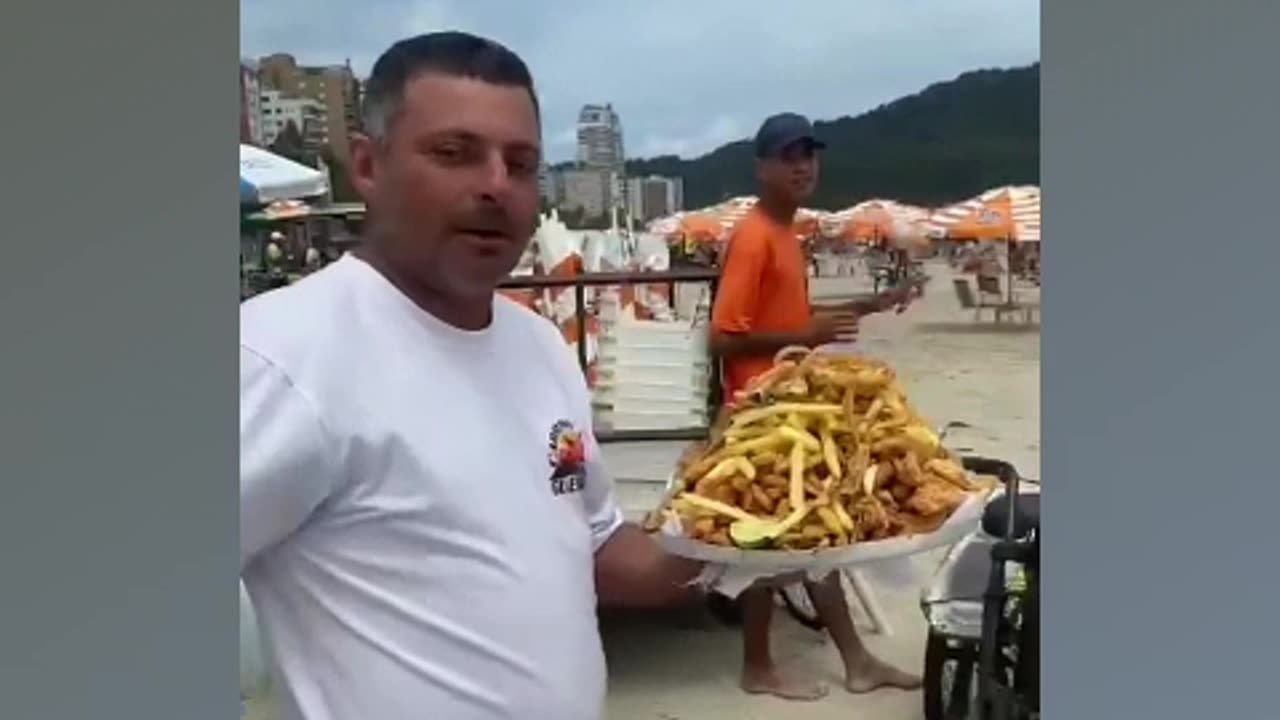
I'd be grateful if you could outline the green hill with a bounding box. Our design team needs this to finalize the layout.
[623,63,1039,211]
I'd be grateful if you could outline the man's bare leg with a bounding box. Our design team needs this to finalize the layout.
[806,573,923,693]
[739,586,828,700]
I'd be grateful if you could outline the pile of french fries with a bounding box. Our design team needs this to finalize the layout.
[646,347,993,550]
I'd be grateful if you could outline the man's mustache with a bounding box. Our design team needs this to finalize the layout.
[450,205,517,233]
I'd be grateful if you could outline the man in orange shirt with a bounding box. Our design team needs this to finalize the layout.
[710,113,922,701]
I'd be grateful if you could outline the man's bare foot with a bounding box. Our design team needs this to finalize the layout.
[844,654,923,694]
[741,668,829,701]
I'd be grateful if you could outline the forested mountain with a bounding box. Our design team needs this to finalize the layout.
[620,63,1040,210]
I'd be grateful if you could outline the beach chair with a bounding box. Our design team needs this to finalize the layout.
[976,274,1004,303]
[976,275,1038,324]
[952,278,1020,323]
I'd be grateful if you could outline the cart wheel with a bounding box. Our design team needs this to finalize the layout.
[924,631,978,720]
[779,584,825,631]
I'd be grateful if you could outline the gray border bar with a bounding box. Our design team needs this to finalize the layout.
[1045,1,1280,718]
[3,1,1279,718]
[1,1,238,718]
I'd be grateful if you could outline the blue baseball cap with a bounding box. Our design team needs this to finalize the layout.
[753,113,826,159]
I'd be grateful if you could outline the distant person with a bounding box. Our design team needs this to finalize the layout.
[708,113,923,701]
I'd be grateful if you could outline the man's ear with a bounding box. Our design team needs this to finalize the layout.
[349,133,378,202]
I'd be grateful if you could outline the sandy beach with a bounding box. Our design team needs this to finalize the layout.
[243,258,1040,720]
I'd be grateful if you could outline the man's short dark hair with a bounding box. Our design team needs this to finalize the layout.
[361,31,539,138]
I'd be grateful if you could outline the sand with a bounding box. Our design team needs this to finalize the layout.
[243,258,1040,720]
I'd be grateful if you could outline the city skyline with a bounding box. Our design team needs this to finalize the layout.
[239,0,1040,163]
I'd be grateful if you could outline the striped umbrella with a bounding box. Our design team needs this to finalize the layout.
[827,199,931,251]
[927,185,1040,243]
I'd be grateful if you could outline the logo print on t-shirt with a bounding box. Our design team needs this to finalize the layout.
[547,419,588,496]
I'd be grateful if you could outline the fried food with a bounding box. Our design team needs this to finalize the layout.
[654,347,990,550]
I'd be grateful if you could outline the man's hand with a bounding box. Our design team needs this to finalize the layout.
[594,523,706,608]
[807,311,860,346]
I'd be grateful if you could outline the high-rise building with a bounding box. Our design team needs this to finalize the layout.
[260,89,327,151]
[576,104,625,170]
[575,103,627,214]
[256,54,362,164]
[239,61,265,146]
[626,175,685,222]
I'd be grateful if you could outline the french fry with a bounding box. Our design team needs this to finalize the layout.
[803,452,825,471]
[674,493,759,523]
[862,464,880,496]
[842,386,859,430]
[729,402,844,428]
[864,397,886,424]
[788,442,807,511]
[704,458,741,481]
[778,424,821,451]
[683,430,788,480]
[831,501,856,533]
[900,452,925,487]
[816,506,848,543]
[801,523,829,541]
[820,428,843,480]
[753,450,783,467]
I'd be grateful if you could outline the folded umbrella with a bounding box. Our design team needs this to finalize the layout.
[239,144,328,206]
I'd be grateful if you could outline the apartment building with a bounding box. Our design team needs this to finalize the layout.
[260,89,327,150]
[626,175,685,222]
[256,54,362,163]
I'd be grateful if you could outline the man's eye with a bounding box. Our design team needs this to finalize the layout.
[432,145,464,160]
[507,158,537,176]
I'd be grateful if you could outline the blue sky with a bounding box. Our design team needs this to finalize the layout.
[240,0,1039,162]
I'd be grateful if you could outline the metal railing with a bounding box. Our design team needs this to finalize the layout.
[499,267,722,444]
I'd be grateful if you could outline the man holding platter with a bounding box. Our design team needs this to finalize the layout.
[708,112,924,701]
[240,32,718,720]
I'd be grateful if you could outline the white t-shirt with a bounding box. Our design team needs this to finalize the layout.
[240,255,624,720]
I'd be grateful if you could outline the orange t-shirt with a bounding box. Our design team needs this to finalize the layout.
[711,207,812,403]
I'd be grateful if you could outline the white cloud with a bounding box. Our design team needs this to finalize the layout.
[633,115,747,159]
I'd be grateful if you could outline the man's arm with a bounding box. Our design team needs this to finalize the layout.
[708,328,821,358]
[240,346,342,570]
[575,426,706,608]
[816,275,926,317]
[594,523,706,608]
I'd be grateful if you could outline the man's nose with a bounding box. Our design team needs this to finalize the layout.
[476,151,514,196]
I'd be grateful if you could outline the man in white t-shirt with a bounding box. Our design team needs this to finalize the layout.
[240,32,709,720]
